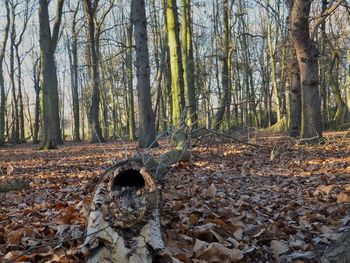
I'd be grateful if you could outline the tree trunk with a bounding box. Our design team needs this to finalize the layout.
[83,0,104,143]
[126,9,136,141]
[0,1,10,145]
[329,54,348,127]
[288,54,301,137]
[181,0,197,127]
[15,45,25,142]
[266,0,282,122]
[10,4,19,144]
[291,0,322,141]
[166,0,185,126]
[39,0,64,149]
[214,0,231,129]
[132,0,158,148]
[69,6,81,142]
[33,61,40,144]
[287,0,301,137]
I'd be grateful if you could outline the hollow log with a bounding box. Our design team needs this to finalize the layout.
[81,159,164,262]
[81,130,189,262]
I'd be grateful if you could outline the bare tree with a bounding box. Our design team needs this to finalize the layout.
[0,0,10,145]
[39,0,64,149]
[132,0,158,148]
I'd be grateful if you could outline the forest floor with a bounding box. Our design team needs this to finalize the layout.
[0,130,350,262]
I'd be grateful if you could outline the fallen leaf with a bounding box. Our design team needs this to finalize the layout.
[6,230,22,244]
[315,184,335,195]
[195,242,243,262]
[271,240,289,256]
[337,192,350,203]
[233,228,243,241]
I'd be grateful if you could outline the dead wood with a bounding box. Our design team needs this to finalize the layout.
[321,228,350,263]
[81,130,189,262]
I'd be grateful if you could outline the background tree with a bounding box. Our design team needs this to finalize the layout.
[165,0,185,126]
[67,1,81,142]
[181,0,197,127]
[39,0,64,149]
[132,0,157,148]
[0,0,10,145]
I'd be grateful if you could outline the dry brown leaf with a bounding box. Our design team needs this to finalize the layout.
[315,184,335,195]
[337,192,350,203]
[59,214,77,224]
[189,213,199,225]
[195,242,243,262]
[6,230,22,244]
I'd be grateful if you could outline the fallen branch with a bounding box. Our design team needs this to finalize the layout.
[193,128,267,149]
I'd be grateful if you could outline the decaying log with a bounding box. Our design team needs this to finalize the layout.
[321,228,350,263]
[81,130,189,262]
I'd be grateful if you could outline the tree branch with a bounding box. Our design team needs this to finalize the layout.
[310,0,345,39]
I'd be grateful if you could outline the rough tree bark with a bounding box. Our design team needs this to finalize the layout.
[291,0,322,141]
[81,130,189,262]
[321,228,350,263]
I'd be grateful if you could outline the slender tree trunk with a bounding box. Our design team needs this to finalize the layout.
[0,1,10,145]
[291,0,322,140]
[15,45,25,142]
[33,61,40,144]
[132,0,158,148]
[83,0,104,143]
[286,0,301,137]
[266,0,282,122]
[288,53,301,137]
[69,6,81,142]
[39,0,64,149]
[126,7,136,141]
[329,54,348,126]
[10,4,19,144]
[165,0,185,126]
[214,0,231,129]
[181,0,197,127]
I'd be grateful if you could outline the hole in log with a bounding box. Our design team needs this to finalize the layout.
[113,169,145,191]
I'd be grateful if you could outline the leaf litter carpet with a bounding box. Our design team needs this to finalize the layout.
[0,131,349,262]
